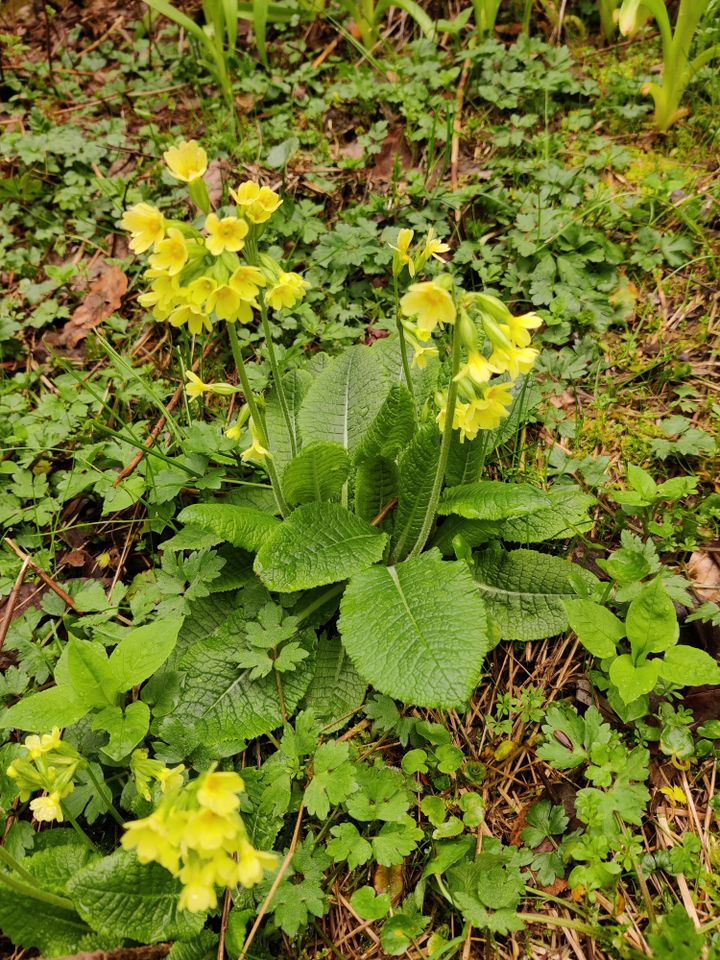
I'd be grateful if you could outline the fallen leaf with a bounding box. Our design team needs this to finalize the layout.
[688,551,720,603]
[60,264,127,348]
[374,863,403,903]
[370,126,413,182]
[204,158,224,209]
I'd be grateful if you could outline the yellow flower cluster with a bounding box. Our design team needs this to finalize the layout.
[130,748,185,801]
[122,768,276,913]
[392,226,542,442]
[121,141,309,337]
[6,728,83,823]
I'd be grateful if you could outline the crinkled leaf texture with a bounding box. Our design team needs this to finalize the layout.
[439,480,551,520]
[282,441,351,505]
[339,549,488,708]
[177,504,280,552]
[68,850,205,943]
[475,544,597,641]
[354,384,416,463]
[254,502,387,592]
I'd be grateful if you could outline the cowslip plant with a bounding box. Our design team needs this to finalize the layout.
[565,576,720,706]
[120,140,571,712]
[617,0,720,131]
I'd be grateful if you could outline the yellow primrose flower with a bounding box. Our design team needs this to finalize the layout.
[231,181,282,223]
[185,372,212,400]
[179,882,217,913]
[205,213,249,256]
[241,420,272,464]
[400,280,456,338]
[265,272,310,311]
[207,284,256,323]
[411,342,438,369]
[121,203,166,254]
[390,228,415,277]
[184,808,238,851]
[169,304,212,336]
[505,312,542,348]
[659,785,687,805]
[236,838,277,886]
[229,264,266,300]
[148,228,189,276]
[226,420,243,441]
[24,728,62,761]
[196,771,245,816]
[186,276,218,307]
[29,791,64,823]
[454,350,499,387]
[157,765,185,795]
[490,345,538,378]
[421,226,451,263]
[163,140,208,183]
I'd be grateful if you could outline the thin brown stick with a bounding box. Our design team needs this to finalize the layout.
[371,497,397,526]
[451,55,471,223]
[114,337,220,486]
[312,34,341,69]
[217,885,232,960]
[0,556,30,651]
[239,803,305,960]
[2,539,76,611]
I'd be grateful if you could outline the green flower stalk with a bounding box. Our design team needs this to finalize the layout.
[617,0,720,132]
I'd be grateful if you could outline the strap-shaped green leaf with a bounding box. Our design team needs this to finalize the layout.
[475,544,597,641]
[339,550,488,708]
[439,480,551,520]
[266,369,313,477]
[177,503,280,552]
[254,503,387,592]
[390,424,440,563]
[282,441,351,505]
[355,456,399,530]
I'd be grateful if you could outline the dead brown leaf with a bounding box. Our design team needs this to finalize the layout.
[204,158,224,209]
[370,126,413,182]
[60,264,127,348]
[688,551,720,603]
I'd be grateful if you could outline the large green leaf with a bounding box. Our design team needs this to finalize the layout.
[439,481,551,520]
[1,684,87,732]
[177,503,280,552]
[254,503,387,592]
[108,619,182,691]
[354,384,416,463]
[339,550,489,708]
[68,851,205,943]
[390,424,440,563]
[355,456,399,531]
[158,619,315,757]
[297,345,393,455]
[266,369,313,477]
[626,576,678,658]
[303,634,367,727]
[474,545,597,641]
[282,441,351,505]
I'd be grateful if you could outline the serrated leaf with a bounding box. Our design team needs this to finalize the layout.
[354,384,416,463]
[298,345,394,455]
[327,822,373,869]
[265,369,313,477]
[390,424,440,563]
[302,634,367,728]
[474,545,597,641]
[1,684,88,732]
[177,504,280,552]
[0,878,92,956]
[494,487,595,542]
[254,502,386,592]
[282,441,351,505]
[439,480,551,520]
[68,851,205,942]
[339,550,488,708]
[564,599,625,658]
[108,619,182,691]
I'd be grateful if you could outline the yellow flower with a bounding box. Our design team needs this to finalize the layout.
[184,809,237,851]
[229,264,266,300]
[186,276,218,307]
[196,771,245,816]
[489,345,538,378]
[231,181,282,223]
[157,765,185,795]
[205,213,249,256]
[390,228,415,277]
[454,350,499,387]
[122,812,182,873]
[207,284,256,323]
[411,343,438,369]
[659,785,687,805]
[29,791,64,823]
[179,882,217,913]
[226,420,243,441]
[121,203,166,254]
[236,839,277,886]
[400,281,456,338]
[169,304,212,336]
[421,226,451,263]
[241,420,271,464]
[265,272,310,310]
[163,140,208,183]
[24,728,62,761]
[505,312,542,348]
[185,372,212,400]
[148,228,189,276]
